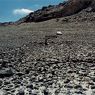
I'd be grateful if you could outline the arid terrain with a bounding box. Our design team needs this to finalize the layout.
[0,17,95,95]
[1,0,95,95]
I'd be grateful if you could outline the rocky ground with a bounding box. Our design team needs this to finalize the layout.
[0,40,95,95]
[1,0,95,94]
[0,19,95,95]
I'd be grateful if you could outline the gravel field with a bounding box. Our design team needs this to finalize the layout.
[0,19,95,95]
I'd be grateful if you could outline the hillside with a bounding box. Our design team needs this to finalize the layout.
[17,0,95,23]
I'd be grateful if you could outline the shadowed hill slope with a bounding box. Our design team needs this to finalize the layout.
[17,0,95,23]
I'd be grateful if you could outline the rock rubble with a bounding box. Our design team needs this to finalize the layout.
[0,41,94,95]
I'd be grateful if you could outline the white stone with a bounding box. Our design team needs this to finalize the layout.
[56,31,62,35]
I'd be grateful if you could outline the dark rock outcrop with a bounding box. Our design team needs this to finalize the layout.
[17,0,95,23]
[0,22,14,26]
[0,68,14,78]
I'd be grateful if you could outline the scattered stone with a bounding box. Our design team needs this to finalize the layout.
[0,30,95,95]
[25,69,30,74]
[0,68,14,78]
[43,89,48,95]
[4,80,10,85]
[88,82,94,86]
[27,84,33,89]
[64,85,73,89]
[74,85,82,89]
[67,70,73,73]
[16,72,24,77]
[56,31,62,35]
[64,79,70,84]
[91,86,95,89]
[75,91,83,94]
[17,88,25,95]
[92,78,95,82]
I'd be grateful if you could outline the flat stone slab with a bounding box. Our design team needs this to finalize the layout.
[0,68,14,78]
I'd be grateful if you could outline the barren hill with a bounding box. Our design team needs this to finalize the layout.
[17,0,95,23]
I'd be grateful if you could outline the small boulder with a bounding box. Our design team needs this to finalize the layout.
[0,68,14,78]
[17,89,25,95]
[56,31,62,35]
[16,72,24,77]
[27,84,33,89]
[44,89,48,95]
